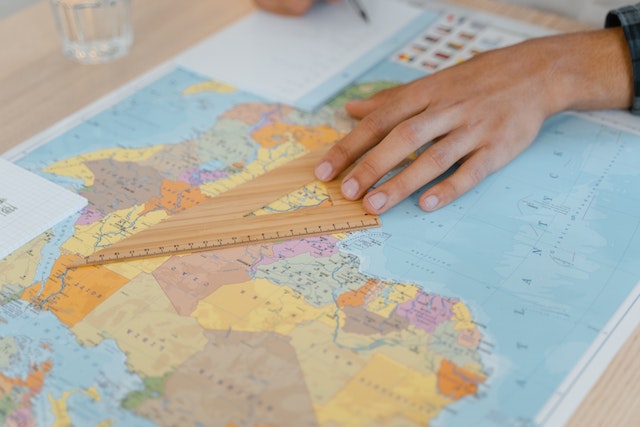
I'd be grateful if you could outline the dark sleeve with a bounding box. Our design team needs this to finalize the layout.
[606,4,640,114]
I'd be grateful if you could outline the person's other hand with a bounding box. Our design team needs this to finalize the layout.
[253,0,339,16]
[314,28,633,214]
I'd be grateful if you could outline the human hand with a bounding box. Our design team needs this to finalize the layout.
[314,28,633,214]
[253,0,339,16]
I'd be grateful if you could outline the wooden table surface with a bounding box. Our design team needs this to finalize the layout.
[0,0,638,425]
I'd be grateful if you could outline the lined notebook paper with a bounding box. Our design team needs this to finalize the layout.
[0,158,87,260]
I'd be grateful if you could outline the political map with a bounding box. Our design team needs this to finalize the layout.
[2,11,640,427]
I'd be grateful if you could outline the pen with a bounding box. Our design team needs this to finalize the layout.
[348,0,369,23]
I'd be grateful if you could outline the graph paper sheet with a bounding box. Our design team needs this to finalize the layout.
[0,158,87,260]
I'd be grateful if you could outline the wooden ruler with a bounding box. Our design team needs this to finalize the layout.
[73,147,380,266]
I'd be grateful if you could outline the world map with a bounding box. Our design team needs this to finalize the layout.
[1,56,640,427]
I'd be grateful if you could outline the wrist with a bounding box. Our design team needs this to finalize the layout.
[606,4,640,114]
[547,28,633,113]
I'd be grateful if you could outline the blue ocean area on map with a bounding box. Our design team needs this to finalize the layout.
[0,300,154,426]
[1,49,639,425]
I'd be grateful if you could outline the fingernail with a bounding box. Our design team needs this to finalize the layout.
[423,195,439,210]
[315,161,333,181]
[345,99,368,109]
[367,192,387,211]
[342,178,359,199]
